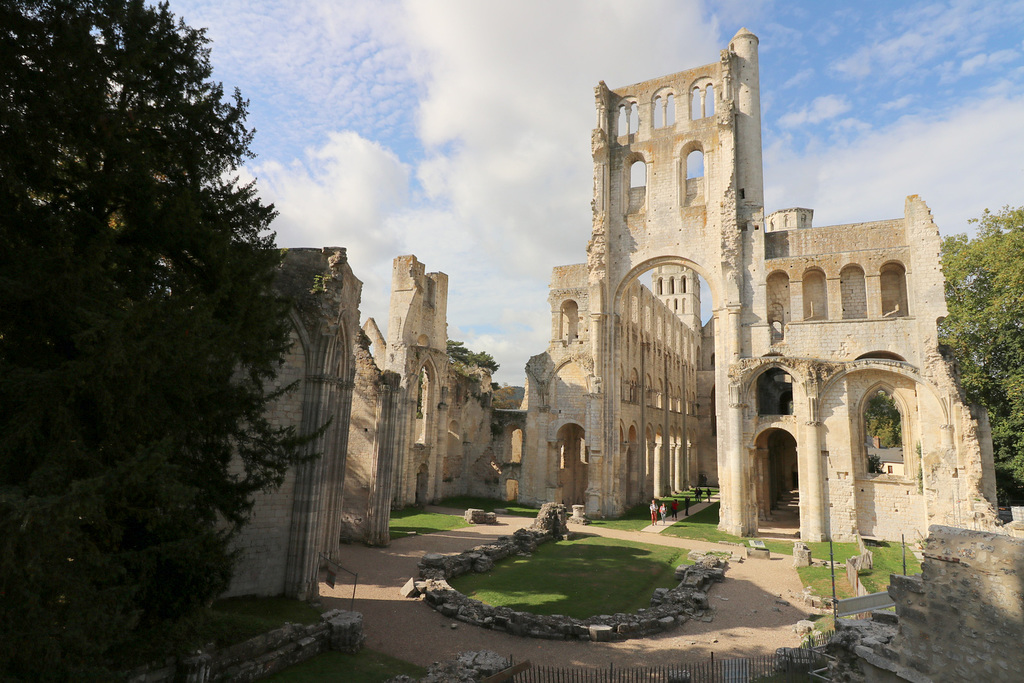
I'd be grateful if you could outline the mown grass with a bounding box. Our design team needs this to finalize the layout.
[450,535,691,618]
[389,507,470,538]
[434,495,540,518]
[587,502,656,531]
[660,503,861,559]
[859,540,922,593]
[797,565,856,601]
[588,488,719,531]
[262,649,426,683]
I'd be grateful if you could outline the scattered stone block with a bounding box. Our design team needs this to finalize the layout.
[589,624,614,642]
[399,577,419,598]
[748,546,771,560]
[793,542,812,567]
[794,620,815,635]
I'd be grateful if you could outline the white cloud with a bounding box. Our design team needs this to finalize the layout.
[778,95,852,127]
[248,131,412,324]
[765,94,1024,235]
[830,1,1024,83]
[960,48,1019,75]
[881,95,915,111]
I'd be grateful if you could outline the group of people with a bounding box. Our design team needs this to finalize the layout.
[648,487,712,525]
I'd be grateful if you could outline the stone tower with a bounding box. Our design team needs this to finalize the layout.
[523,27,997,542]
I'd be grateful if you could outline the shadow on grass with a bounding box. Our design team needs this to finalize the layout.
[263,649,426,683]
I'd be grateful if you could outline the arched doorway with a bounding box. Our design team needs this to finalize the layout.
[556,423,587,505]
[626,424,639,504]
[754,428,800,537]
[414,463,429,506]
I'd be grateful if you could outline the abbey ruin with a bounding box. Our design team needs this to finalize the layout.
[223,29,1002,601]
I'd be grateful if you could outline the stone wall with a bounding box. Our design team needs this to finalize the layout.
[224,247,362,600]
[830,525,1024,682]
[124,610,364,683]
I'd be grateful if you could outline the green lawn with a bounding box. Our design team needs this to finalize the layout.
[859,540,921,593]
[389,507,470,538]
[797,565,856,601]
[263,649,426,683]
[588,489,719,531]
[449,535,690,618]
[434,495,540,518]
[587,502,656,531]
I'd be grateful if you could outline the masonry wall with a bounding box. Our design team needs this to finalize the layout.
[223,332,306,597]
[224,248,362,599]
[883,526,1024,682]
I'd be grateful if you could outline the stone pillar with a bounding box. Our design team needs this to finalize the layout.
[801,420,826,541]
[865,273,882,318]
[653,438,664,496]
[366,372,402,546]
[724,378,747,535]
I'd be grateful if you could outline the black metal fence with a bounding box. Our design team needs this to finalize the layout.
[497,632,834,683]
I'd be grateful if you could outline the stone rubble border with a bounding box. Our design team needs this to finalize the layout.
[402,525,727,642]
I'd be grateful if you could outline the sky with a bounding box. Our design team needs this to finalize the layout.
[170,0,1024,385]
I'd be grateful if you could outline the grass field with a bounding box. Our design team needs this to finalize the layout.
[263,649,426,682]
[434,495,540,517]
[859,540,922,593]
[389,507,470,538]
[588,489,719,531]
[449,534,690,618]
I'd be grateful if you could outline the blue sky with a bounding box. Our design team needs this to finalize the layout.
[171,0,1024,385]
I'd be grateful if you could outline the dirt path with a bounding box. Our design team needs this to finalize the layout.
[320,510,815,668]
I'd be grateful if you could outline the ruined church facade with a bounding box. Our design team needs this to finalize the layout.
[522,28,997,542]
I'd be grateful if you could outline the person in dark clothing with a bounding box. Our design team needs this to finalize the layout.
[684,495,690,516]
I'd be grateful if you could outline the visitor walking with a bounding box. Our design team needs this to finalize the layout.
[649,499,658,524]
[658,501,667,525]
[684,495,690,516]
[671,499,678,519]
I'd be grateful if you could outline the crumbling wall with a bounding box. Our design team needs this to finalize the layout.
[831,525,1024,683]
[225,247,362,600]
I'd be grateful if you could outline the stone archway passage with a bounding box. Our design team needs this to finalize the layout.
[556,423,588,506]
[755,429,800,538]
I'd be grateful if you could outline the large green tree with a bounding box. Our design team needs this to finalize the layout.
[0,0,306,676]
[940,206,1024,501]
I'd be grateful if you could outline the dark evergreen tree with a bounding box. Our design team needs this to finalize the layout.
[0,1,306,676]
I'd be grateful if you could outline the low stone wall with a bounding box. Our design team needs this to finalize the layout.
[124,610,364,683]
[407,529,726,642]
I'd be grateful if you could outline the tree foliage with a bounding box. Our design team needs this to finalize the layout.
[447,339,500,374]
[940,206,1024,500]
[0,0,305,676]
[864,391,902,449]
[492,383,524,410]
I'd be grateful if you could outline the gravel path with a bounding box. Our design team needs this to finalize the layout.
[320,508,815,669]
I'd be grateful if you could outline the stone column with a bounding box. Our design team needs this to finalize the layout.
[723,379,747,535]
[653,437,664,496]
[365,373,402,546]
[865,273,882,318]
[801,419,826,542]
